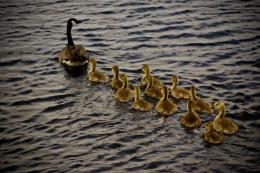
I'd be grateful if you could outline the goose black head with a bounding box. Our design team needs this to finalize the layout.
[68,18,82,25]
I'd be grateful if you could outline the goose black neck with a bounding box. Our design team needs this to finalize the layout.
[67,21,74,46]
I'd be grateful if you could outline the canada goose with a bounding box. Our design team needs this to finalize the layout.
[114,74,134,102]
[132,85,153,111]
[212,101,238,135]
[88,58,109,83]
[141,64,162,87]
[203,121,223,144]
[155,86,178,116]
[190,86,212,114]
[144,76,163,100]
[58,18,88,67]
[111,65,123,90]
[170,75,191,100]
[180,100,201,129]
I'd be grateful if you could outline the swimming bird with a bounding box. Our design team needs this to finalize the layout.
[190,86,212,114]
[155,86,178,116]
[114,74,134,102]
[141,64,162,87]
[132,85,153,111]
[87,58,109,83]
[58,18,88,67]
[212,101,239,135]
[144,76,163,100]
[170,75,191,100]
[203,121,223,144]
[180,100,201,129]
[111,65,123,90]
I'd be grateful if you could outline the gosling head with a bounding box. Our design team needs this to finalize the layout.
[142,64,149,73]
[119,74,127,83]
[119,73,125,80]
[89,58,96,65]
[191,85,196,91]
[112,65,119,72]
[88,58,96,71]
[171,75,178,81]
[214,101,225,110]
[171,75,179,86]
[112,65,119,76]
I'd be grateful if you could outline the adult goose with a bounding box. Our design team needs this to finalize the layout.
[58,18,88,67]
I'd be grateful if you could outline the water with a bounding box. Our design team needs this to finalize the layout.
[0,0,260,172]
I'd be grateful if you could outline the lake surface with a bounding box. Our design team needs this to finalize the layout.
[0,0,260,172]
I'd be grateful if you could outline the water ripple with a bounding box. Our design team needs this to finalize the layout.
[0,0,259,173]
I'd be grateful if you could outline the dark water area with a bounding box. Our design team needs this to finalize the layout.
[0,0,260,172]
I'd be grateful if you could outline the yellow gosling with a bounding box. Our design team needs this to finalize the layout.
[155,86,178,116]
[203,121,223,144]
[144,76,163,100]
[111,65,123,90]
[114,74,134,102]
[180,100,201,129]
[190,86,212,114]
[87,58,109,83]
[212,101,239,135]
[170,75,191,100]
[132,86,153,111]
[59,18,88,66]
[141,64,162,87]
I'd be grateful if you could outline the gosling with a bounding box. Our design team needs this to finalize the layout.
[88,58,109,83]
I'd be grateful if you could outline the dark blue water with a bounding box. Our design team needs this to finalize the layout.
[0,0,260,172]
